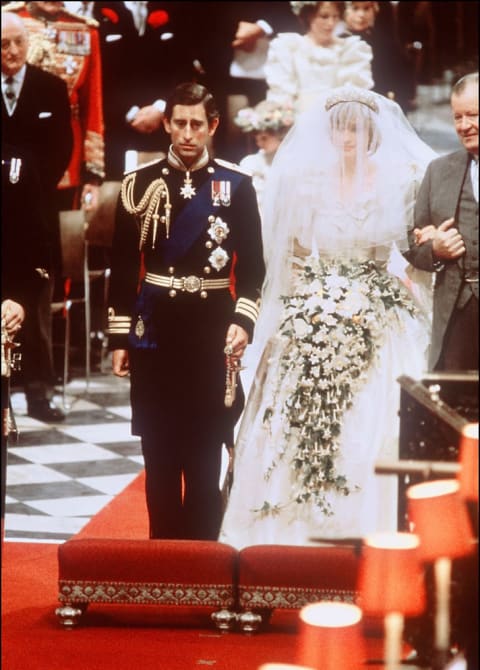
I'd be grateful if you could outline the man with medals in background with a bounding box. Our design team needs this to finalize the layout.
[107,82,265,540]
[3,1,104,211]
[2,11,73,422]
[3,1,106,378]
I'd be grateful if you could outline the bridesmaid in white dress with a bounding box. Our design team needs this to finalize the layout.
[235,100,295,215]
[265,1,373,114]
[219,85,436,549]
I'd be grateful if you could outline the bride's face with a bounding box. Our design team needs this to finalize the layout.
[329,105,380,159]
[334,124,358,155]
[331,122,369,161]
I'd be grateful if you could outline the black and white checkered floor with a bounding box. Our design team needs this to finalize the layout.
[4,371,144,544]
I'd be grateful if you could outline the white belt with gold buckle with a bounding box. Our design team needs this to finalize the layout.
[145,272,230,293]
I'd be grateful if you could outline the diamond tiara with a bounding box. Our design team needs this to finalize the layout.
[289,1,319,16]
[325,86,379,113]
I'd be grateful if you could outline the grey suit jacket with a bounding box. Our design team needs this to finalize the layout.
[406,148,476,369]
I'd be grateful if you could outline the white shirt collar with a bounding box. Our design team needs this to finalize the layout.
[2,64,26,88]
[124,1,148,35]
[470,156,478,203]
[124,1,148,8]
[167,145,210,173]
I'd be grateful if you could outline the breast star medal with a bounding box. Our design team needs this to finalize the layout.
[180,171,196,199]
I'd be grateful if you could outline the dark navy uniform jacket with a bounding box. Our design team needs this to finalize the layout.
[108,156,265,439]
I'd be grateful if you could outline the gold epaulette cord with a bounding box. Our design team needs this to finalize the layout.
[121,172,171,249]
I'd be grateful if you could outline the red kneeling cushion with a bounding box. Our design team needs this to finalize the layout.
[237,544,360,610]
[58,538,238,608]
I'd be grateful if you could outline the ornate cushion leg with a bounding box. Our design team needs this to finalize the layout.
[55,602,87,628]
[237,609,264,634]
[210,608,237,632]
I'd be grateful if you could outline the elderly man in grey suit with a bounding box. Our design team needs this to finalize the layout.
[406,72,478,371]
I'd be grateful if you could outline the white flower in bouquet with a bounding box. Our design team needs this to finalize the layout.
[260,255,418,515]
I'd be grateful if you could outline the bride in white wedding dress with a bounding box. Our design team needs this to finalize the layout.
[219,85,437,549]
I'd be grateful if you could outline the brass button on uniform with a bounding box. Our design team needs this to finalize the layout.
[206,241,213,249]
[204,266,211,274]
[168,267,175,274]
[200,290,208,299]
[169,289,177,298]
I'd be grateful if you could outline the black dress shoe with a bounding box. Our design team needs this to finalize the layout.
[27,399,66,423]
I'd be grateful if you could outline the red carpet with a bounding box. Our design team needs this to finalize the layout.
[76,469,149,539]
[2,472,304,670]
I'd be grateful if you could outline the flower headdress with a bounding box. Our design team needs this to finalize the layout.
[345,1,379,11]
[325,85,379,112]
[289,1,319,16]
[234,100,295,134]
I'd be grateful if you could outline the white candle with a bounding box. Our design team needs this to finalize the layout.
[434,556,452,651]
[384,611,404,670]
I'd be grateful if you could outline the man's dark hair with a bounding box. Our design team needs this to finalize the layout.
[164,82,220,125]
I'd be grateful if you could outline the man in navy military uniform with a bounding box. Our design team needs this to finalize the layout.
[108,82,265,540]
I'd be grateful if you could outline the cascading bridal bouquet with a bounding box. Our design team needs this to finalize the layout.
[260,255,418,516]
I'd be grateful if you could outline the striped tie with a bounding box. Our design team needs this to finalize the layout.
[5,76,16,113]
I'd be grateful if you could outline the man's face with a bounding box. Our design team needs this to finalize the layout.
[345,2,376,33]
[163,103,218,166]
[452,82,479,157]
[1,19,28,76]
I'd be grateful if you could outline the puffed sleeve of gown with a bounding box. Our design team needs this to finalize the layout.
[336,35,374,89]
[264,33,303,108]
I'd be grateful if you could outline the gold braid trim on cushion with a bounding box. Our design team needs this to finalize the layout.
[58,580,235,607]
[239,585,359,610]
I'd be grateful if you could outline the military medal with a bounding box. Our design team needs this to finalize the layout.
[134,316,145,338]
[57,29,91,56]
[44,25,57,41]
[211,180,231,207]
[208,247,229,271]
[180,171,196,199]
[62,55,78,76]
[207,216,230,244]
[8,157,21,184]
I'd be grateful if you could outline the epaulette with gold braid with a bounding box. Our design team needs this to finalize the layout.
[1,2,99,27]
[214,158,250,176]
[123,157,163,176]
[1,1,26,12]
[60,7,99,28]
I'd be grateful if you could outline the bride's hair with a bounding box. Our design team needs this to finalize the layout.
[328,101,382,155]
[325,86,382,155]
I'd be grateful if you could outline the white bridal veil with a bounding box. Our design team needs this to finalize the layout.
[255,84,437,353]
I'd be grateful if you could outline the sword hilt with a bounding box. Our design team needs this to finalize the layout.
[224,345,241,408]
